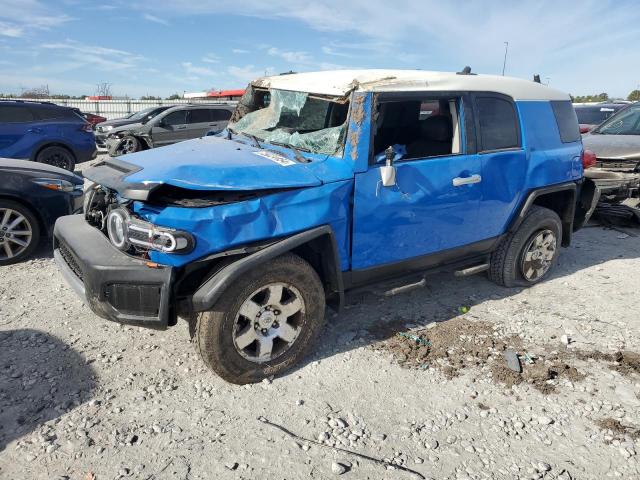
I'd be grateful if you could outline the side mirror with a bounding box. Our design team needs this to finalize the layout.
[380,146,397,187]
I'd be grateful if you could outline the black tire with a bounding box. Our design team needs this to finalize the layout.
[195,253,326,384]
[35,145,75,171]
[0,199,41,266]
[489,206,562,287]
[113,136,140,156]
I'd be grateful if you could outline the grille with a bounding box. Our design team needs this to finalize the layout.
[58,241,83,281]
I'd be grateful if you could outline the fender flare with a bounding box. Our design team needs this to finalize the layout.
[508,181,577,246]
[190,225,344,312]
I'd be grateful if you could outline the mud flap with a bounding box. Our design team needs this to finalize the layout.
[573,177,600,230]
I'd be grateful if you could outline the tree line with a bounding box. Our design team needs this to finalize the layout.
[571,91,640,102]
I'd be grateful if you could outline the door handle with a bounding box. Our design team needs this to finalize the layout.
[27,127,43,134]
[452,174,482,187]
[177,125,187,129]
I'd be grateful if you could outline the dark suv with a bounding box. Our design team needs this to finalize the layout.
[103,104,235,156]
[0,100,97,171]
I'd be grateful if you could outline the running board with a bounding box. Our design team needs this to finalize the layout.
[384,278,427,296]
[454,264,489,277]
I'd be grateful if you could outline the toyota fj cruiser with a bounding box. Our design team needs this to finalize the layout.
[54,70,599,384]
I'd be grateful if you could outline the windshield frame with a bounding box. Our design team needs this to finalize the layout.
[227,87,350,158]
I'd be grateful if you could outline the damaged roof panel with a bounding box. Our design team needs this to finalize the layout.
[253,69,570,101]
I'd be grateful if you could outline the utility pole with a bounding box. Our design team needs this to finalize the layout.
[502,41,509,76]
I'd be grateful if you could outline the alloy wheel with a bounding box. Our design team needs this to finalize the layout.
[0,208,33,261]
[520,229,556,282]
[232,282,305,363]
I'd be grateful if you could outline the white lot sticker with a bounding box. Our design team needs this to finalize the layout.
[254,150,296,166]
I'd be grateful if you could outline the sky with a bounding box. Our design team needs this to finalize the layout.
[0,0,639,99]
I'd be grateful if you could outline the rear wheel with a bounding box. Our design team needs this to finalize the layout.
[0,200,40,266]
[36,146,75,171]
[489,206,562,287]
[195,253,326,384]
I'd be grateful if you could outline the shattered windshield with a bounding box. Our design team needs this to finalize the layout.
[228,88,349,156]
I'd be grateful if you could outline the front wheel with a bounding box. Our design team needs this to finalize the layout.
[0,200,40,266]
[194,253,326,384]
[113,135,140,156]
[489,206,562,287]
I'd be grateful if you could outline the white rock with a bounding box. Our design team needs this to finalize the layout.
[331,462,347,475]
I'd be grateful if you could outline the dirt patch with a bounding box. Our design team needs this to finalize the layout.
[374,318,521,379]
[595,418,640,441]
[374,318,587,392]
[491,357,585,394]
[575,350,640,377]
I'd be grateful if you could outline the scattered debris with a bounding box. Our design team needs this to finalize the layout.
[561,334,571,346]
[575,350,640,377]
[503,349,522,373]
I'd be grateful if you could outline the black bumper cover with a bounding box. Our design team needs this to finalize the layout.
[53,215,174,329]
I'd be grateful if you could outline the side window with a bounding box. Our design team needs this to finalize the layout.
[210,109,232,121]
[372,96,463,161]
[33,106,79,120]
[475,96,520,151]
[0,105,35,123]
[188,109,211,124]
[162,110,187,126]
[551,101,581,143]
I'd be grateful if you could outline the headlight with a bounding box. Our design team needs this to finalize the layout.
[105,208,194,254]
[32,178,77,192]
[107,209,129,249]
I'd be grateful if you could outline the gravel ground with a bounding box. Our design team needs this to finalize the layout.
[1,211,639,479]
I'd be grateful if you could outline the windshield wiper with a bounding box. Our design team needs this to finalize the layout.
[226,127,235,140]
[267,141,311,163]
[239,132,263,149]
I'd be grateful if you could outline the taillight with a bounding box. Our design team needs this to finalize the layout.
[581,149,597,169]
[80,123,93,132]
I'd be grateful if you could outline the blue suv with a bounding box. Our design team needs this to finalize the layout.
[54,70,599,384]
[0,100,97,171]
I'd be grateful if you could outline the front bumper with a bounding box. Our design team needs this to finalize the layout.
[53,214,174,329]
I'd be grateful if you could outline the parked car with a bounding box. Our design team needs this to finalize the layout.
[582,102,640,172]
[95,106,173,148]
[54,70,598,384]
[74,110,107,128]
[574,102,628,133]
[0,158,83,265]
[104,104,235,156]
[0,100,97,171]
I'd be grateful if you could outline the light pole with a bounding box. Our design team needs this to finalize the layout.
[502,41,509,76]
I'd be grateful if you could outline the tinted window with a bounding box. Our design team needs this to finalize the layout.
[188,109,211,123]
[551,101,581,143]
[162,110,187,126]
[475,97,519,151]
[32,106,80,121]
[574,106,620,125]
[0,105,35,123]
[210,108,232,121]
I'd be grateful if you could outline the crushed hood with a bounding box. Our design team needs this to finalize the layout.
[582,133,640,160]
[84,135,325,200]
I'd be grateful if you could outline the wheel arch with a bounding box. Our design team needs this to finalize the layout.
[509,182,577,247]
[32,142,77,162]
[190,226,344,314]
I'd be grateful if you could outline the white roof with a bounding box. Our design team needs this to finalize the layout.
[253,69,570,101]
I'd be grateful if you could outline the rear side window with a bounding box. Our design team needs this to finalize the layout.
[210,109,232,121]
[475,97,520,151]
[32,106,80,121]
[188,109,210,123]
[0,105,35,123]
[551,101,581,143]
